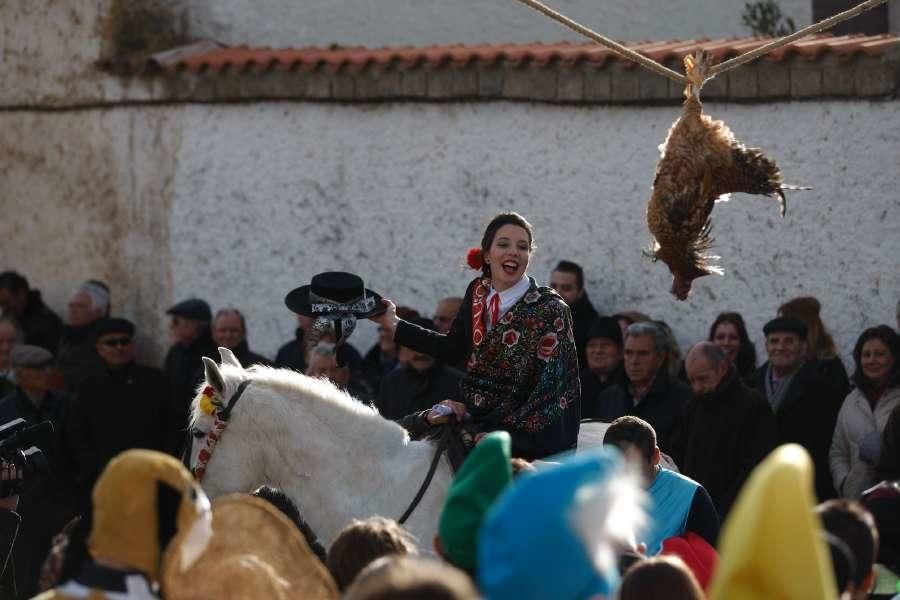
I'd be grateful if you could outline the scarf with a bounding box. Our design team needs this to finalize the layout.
[764,364,799,412]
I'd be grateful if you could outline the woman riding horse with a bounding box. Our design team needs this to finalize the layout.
[372,212,581,460]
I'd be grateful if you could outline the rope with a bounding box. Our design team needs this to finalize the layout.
[513,0,688,84]
[514,0,894,85]
[707,0,891,77]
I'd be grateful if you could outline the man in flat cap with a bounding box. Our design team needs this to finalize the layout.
[68,318,173,502]
[755,316,846,500]
[0,345,76,597]
[163,299,216,455]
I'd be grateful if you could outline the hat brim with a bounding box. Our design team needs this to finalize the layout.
[162,495,338,600]
[285,286,386,319]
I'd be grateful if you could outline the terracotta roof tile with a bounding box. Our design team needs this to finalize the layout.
[146,34,899,76]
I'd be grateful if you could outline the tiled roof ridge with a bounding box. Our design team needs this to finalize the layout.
[144,33,899,75]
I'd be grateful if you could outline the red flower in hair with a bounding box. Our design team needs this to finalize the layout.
[466,247,484,270]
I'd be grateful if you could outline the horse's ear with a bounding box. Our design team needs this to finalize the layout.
[203,356,226,396]
[218,347,242,369]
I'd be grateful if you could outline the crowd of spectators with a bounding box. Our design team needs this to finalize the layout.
[0,264,897,599]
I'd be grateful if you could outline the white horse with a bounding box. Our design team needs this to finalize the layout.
[189,349,635,547]
[188,349,453,547]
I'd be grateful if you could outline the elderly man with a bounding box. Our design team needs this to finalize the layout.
[673,342,777,518]
[275,313,363,373]
[306,341,372,402]
[604,416,719,556]
[0,345,75,597]
[210,309,271,368]
[0,271,63,353]
[163,298,216,454]
[431,297,464,334]
[376,318,461,420]
[595,322,692,453]
[68,318,172,499]
[56,282,109,391]
[580,316,624,419]
[549,260,599,363]
[755,316,845,500]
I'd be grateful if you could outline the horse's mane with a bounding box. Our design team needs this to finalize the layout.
[192,364,412,449]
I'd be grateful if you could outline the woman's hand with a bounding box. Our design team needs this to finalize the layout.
[425,400,468,425]
[369,299,399,334]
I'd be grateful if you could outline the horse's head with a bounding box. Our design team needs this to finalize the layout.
[186,347,267,498]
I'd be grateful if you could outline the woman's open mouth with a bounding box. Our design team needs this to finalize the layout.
[502,260,519,276]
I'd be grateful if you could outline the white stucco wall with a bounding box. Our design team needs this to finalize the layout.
[186,0,811,47]
[163,99,898,366]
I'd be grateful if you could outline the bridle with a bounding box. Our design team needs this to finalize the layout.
[181,377,449,525]
[182,379,252,481]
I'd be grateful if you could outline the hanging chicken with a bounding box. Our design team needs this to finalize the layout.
[646,50,808,300]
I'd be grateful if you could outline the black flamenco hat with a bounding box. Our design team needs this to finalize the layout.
[285,272,386,319]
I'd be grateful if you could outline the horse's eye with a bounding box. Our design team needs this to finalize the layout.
[192,428,206,438]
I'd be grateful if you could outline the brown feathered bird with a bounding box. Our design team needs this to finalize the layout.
[646,50,807,300]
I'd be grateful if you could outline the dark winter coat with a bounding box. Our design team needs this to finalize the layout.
[226,340,272,368]
[580,365,624,420]
[56,322,106,392]
[0,389,76,598]
[376,363,462,420]
[275,328,308,372]
[163,332,217,454]
[569,293,599,366]
[755,359,847,500]
[594,372,693,454]
[672,368,778,518]
[68,362,172,496]
[17,290,63,353]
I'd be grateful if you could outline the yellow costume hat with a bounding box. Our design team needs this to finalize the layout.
[162,494,338,600]
[709,444,838,600]
[89,449,212,582]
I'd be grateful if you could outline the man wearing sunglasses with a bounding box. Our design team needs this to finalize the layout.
[68,318,171,505]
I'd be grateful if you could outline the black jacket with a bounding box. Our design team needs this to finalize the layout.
[0,389,75,598]
[755,360,847,500]
[68,363,172,495]
[164,332,217,453]
[0,508,20,600]
[877,401,900,481]
[569,293,599,366]
[275,328,308,372]
[580,365,624,419]
[17,290,63,353]
[275,329,364,374]
[224,340,272,368]
[672,369,778,518]
[594,372,693,454]
[376,363,462,420]
[56,322,106,392]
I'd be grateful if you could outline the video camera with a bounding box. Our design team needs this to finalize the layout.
[0,418,52,496]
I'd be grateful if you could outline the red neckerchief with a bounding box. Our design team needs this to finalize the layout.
[470,278,491,348]
[488,293,500,328]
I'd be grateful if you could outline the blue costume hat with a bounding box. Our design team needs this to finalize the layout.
[478,448,645,600]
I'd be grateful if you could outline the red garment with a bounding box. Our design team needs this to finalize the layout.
[469,278,490,349]
[488,293,500,328]
[661,531,718,591]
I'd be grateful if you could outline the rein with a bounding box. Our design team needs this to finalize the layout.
[183,379,252,481]
[398,425,452,525]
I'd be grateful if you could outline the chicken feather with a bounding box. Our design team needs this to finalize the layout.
[646,51,807,301]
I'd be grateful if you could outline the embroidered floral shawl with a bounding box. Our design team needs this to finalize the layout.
[462,277,580,435]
